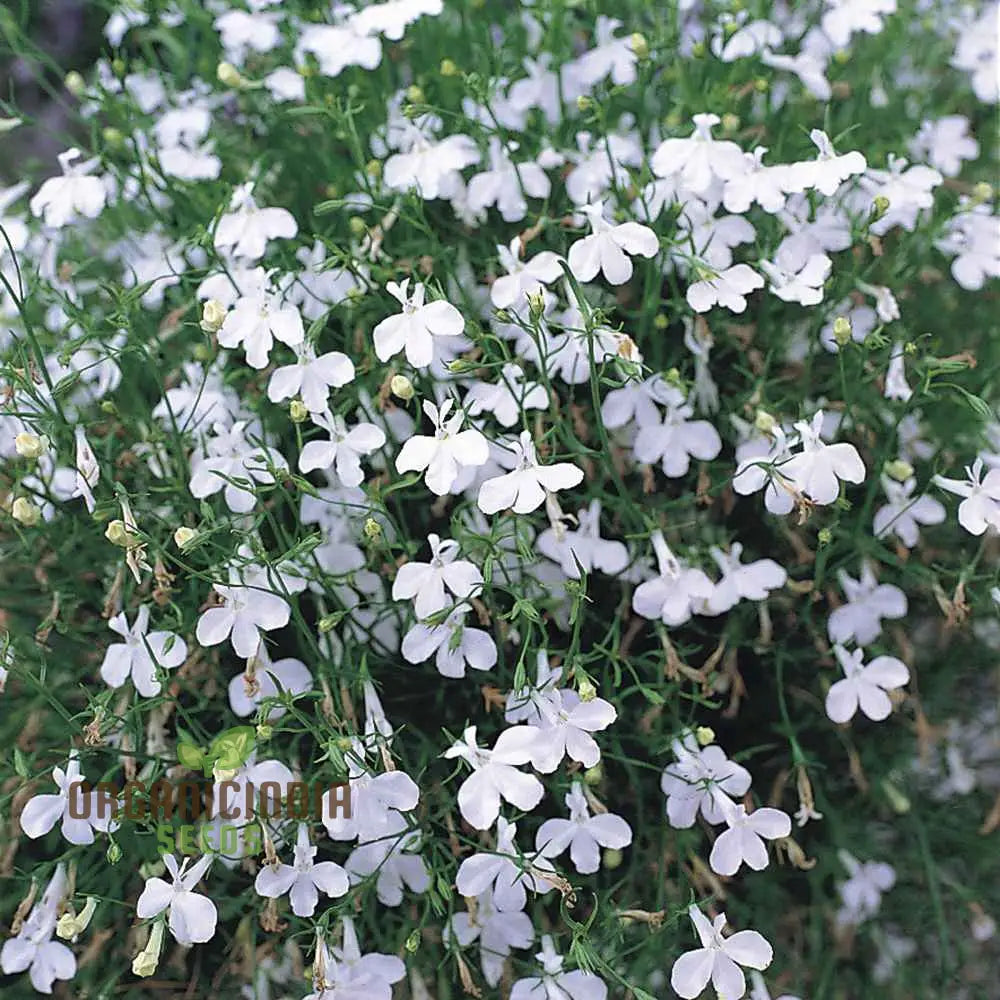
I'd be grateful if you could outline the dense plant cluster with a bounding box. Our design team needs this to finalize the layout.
[0,1,998,998]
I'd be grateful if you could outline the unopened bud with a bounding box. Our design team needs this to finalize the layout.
[106,839,122,865]
[754,409,777,435]
[132,920,165,978]
[817,527,833,546]
[885,459,913,482]
[64,71,86,96]
[390,374,414,401]
[971,181,993,204]
[576,95,594,112]
[881,778,910,814]
[11,497,40,526]
[102,126,123,148]
[289,399,309,423]
[695,726,715,746]
[721,113,740,133]
[526,289,546,321]
[14,432,47,459]
[630,33,649,60]
[256,724,273,742]
[105,519,134,547]
[603,848,624,870]
[348,216,367,237]
[833,315,853,346]
[216,62,244,89]
[584,763,604,785]
[869,195,890,223]
[363,517,382,540]
[439,59,459,77]
[405,84,425,104]
[56,897,98,941]
[200,298,226,333]
[174,526,198,549]
[577,676,597,702]
[405,929,421,953]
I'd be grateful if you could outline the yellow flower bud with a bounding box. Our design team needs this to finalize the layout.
[174,526,198,549]
[630,33,649,60]
[695,726,715,746]
[584,763,604,785]
[216,62,244,89]
[289,399,309,423]
[105,519,134,547]
[56,897,98,941]
[348,216,367,237]
[200,298,227,333]
[132,921,165,978]
[833,315,853,346]
[754,409,777,435]
[363,517,382,540]
[390,374,414,401]
[440,59,459,77]
[64,71,86,96]
[256,724,273,742]
[11,497,40,526]
[972,181,994,204]
[577,676,597,702]
[603,848,624,870]
[406,84,425,104]
[14,432,47,459]
[576,95,594,112]
[721,113,740,133]
[885,459,913,482]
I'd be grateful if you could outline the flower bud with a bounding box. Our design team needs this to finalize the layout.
[132,920,165,978]
[348,216,367,237]
[64,71,86,96]
[366,159,382,178]
[526,289,546,322]
[576,95,594,112]
[972,181,993,204]
[817,527,832,546]
[106,839,122,865]
[881,778,910,814]
[256,724,273,742]
[603,848,624,870]
[102,126,123,148]
[363,517,382,540]
[629,33,649,60]
[200,298,226,333]
[406,84,425,104]
[439,59,459,77]
[754,409,777,435]
[174,526,198,549]
[105,519,134,547]
[216,62,244,89]
[56,897,98,941]
[584,764,604,785]
[721,113,740,133]
[11,497,40,526]
[832,315,853,346]
[869,195,890,223]
[14,432,47,459]
[390,374,414,401]
[289,399,309,423]
[405,929,421,953]
[884,459,913,482]
[695,726,715,746]
[577,675,597,702]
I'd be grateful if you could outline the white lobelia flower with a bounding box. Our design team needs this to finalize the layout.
[749,970,803,1000]
[671,905,773,1000]
[195,572,291,659]
[781,410,865,505]
[709,799,792,876]
[535,783,632,875]
[73,425,100,513]
[218,287,304,370]
[537,498,628,578]
[703,543,787,615]
[632,532,714,627]
[477,430,584,515]
[455,816,555,912]
[632,386,722,477]
[298,410,386,487]
[567,201,658,286]
[835,850,896,926]
[785,129,867,196]
[601,373,678,430]
[445,890,535,988]
[227,646,313,719]
[395,399,489,495]
[528,685,617,774]
[443,725,544,830]
[322,752,420,842]
[136,854,217,945]
[660,733,752,829]
[650,113,746,195]
[722,146,789,214]
[933,457,1000,535]
[872,476,945,547]
[464,363,550,428]
[100,605,187,697]
[821,0,896,48]
[392,534,483,620]
[29,148,107,227]
[20,753,116,845]
[732,425,799,515]
[213,183,297,261]
[490,240,564,311]
[189,420,288,514]
[254,823,349,917]
[827,561,907,646]
[267,343,355,413]
[511,935,609,1000]
[884,342,913,401]
[402,603,497,678]
[825,644,910,724]
[759,253,832,307]
[346,822,431,907]
[373,279,465,368]
[910,115,979,178]
[467,138,551,223]
[687,263,764,314]
[383,130,481,201]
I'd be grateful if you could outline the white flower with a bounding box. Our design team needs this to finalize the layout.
[529,685,616,773]
[936,204,1000,291]
[213,183,297,261]
[195,573,291,659]
[29,148,107,227]
[872,476,945,547]
[227,647,312,719]
[20,754,115,845]
[709,801,791,876]
[100,606,187,697]
[650,113,746,194]
[299,410,386,487]
[395,399,489,495]
[267,344,355,413]
[490,240,564,311]
[827,561,907,646]
[402,603,497,678]
[821,0,896,47]
[189,420,287,514]
[538,498,628,578]
[511,935,609,1000]
[254,824,349,917]
[732,426,799,515]
[722,146,789,214]
[760,253,831,307]
[373,279,465,368]
[295,22,382,79]
[535,783,632,875]
[392,534,483,620]
[909,115,979,178]
[136,854,217,945]
[671,905,773,1000]
[660,734,752,829]
[782,411,865,505]
[467,138,551,223]
[632,386,722,477]
[443,725,544,830]
[785,129,867,196]
[464,363,549,428]
[687,263,764,314]
[633,532,714,627]
[933,458,1000,535]
[218,289,304,370]
[445,891,534,988]
[835,850,896,925]
[322,754,420,842]
[749,971,802,1000]
[567,201,658,285]
[73,426,100,513]
[345,823,431,906]
[478,431,584,515]
[826,644,909,724]
[704,543,787,615]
